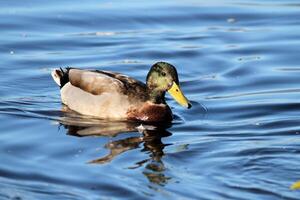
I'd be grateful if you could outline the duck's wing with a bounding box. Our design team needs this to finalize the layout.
[70,69,148,100]
[53,68,148,97]
[67,69,126,95]
[95,70,147,98]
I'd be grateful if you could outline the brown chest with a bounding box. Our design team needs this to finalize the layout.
[127,102,173,122]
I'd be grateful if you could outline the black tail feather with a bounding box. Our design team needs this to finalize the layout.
[57,67,71,88]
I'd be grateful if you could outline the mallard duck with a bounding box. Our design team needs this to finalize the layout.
[51,62,191,122]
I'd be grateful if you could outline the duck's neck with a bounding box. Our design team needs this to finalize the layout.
[147,88,166,104]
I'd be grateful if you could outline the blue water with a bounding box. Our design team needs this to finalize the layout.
[1,0,300,199]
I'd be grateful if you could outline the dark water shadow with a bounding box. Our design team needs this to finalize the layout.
[60,118,173,186]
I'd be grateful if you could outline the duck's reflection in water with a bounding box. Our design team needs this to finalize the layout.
[59,117,172,186]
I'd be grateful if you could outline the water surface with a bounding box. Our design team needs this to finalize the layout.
[1,0,300,199]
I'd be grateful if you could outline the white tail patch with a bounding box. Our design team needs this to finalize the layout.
[51,70,61,86]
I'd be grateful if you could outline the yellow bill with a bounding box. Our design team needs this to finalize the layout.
[168,82,192,109]
[291,180,300,190]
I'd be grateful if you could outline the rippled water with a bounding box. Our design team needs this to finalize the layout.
[1,0,300,199]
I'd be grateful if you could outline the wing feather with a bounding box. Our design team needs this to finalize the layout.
[68,69,124,95]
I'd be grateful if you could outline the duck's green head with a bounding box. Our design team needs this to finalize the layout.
[146,62,192,109]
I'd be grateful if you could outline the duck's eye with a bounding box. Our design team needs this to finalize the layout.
[161,72,166,76]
